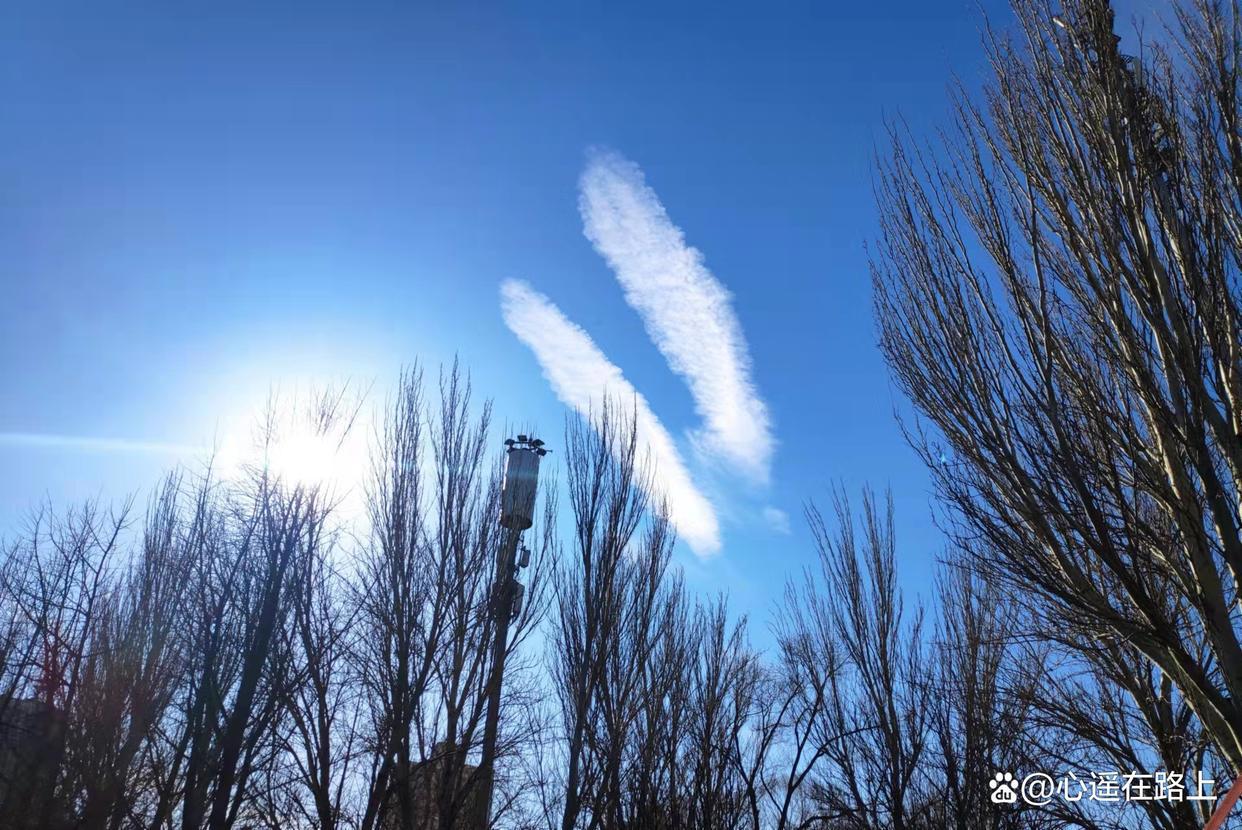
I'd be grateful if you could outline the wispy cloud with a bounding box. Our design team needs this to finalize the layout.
[761,505,792,536]
[501,279,722,556]
[0,432,208,455]
[579,150,774,483]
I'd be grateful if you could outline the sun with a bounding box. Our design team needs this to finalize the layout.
[263,422,360,491]
[214,387,371,509]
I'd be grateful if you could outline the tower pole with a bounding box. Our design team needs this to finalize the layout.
[473,525,520,827]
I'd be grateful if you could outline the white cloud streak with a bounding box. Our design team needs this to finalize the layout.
[0,432,208,455]
[579,150,774,483]
[500,279,722,556]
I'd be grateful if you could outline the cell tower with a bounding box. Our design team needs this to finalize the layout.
[474,434,547,827]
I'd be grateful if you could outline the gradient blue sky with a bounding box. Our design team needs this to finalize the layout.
[1,1,1159,619]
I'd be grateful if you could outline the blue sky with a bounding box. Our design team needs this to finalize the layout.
[0,0,1159,621]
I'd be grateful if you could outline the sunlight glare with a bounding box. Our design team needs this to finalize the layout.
[214,388,371,514]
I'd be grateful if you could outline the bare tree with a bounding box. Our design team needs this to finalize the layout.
[156,389,357,830]
[793,490,930,830]
[873,0,1242,773]
[1002,593,1222,830]
[22,346,1233,829]
[354,362,552,830]
[64,476,193,830]
[622,544,695,830]
[552,402,651,830]
[353,365,436,830]
[928,560,1039,830]
[682,598,756,830]
[550,400,762,830]
[762,579,840,830]
[0,499,125,830]
[275,505,358,830]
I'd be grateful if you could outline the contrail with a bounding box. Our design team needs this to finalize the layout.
[579,149,774,484]
[0,432,210,456]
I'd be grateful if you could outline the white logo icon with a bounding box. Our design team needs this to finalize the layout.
[990,772,1018,804]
